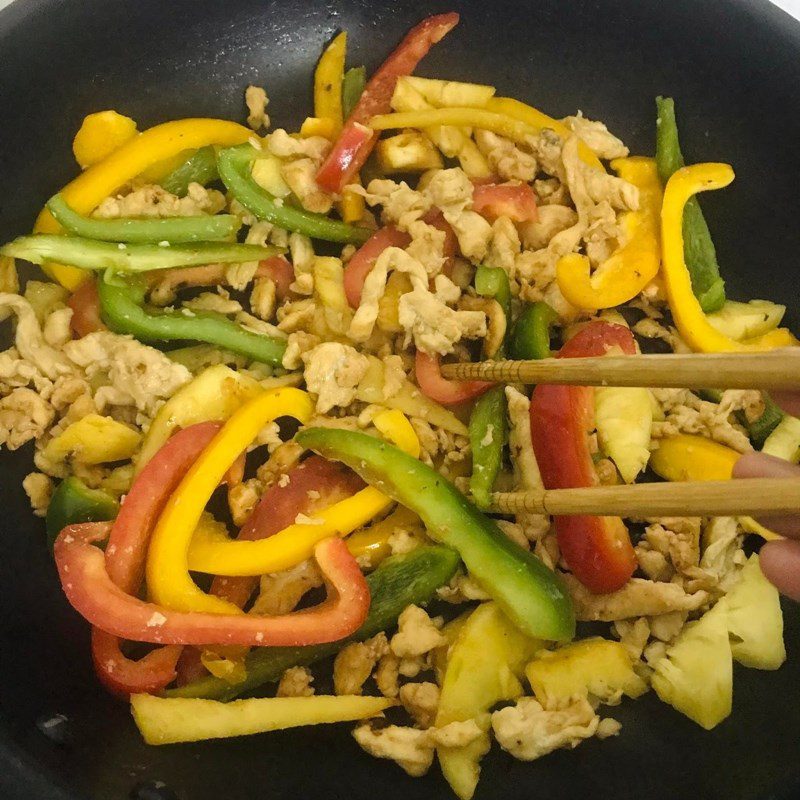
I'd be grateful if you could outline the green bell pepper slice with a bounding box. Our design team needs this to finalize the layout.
[468,386,508,509]
[297,427,575,642]
[46,194,241,244]
[45,477,118,551]
[508,301,557,360]
[475,264,511,358]
[342,66,367,119]
[655,96,726,313]
[166,545,460,701]
[161,146,219,196]
[98,275,286,366]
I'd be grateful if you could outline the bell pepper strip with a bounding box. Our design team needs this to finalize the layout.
[67,278,106,337]
[35,118,253,290]
[436,602,539,800]
[748,394,785,447]
[484,97,605,171]
[346,506,422,569]
[131,693,395,746]
[468,386,508,509]
[556,157,662,310]
[297,427,575,642]
[146,388,315,613]
[342,66,367,119]
[168,545,461,701]
[655,97,725,313]
[72,110,139,169]
[91,422,222,697]
[216,144,371,244]
[210,456,366,609]
[160,146,219,196]
[1,235,276,274]
[661,164,798,353]
[316,13,461,193]
[43,413,141,465]
[529,321,638,594]
[415,351,493,406]
[45,477,118,551]
[136,365,262,472]
[185,408,420,578]
[344,226,411,308]
[300,116,338,139]
[56,524,369,647]
[314,32,347,137]
[97,276,287,366]
[46,194,241,244]
[474,265,511,357]
[471,182,538,224]
[508,301,557,360]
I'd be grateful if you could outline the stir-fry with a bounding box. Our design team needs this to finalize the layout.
[1,12,796,798]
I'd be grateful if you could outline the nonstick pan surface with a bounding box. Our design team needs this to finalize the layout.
[1,1,799,798]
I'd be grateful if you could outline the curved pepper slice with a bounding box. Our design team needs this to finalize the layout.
[91,421,221,697]
[67,278,106,337]
[314,32,347,138]
[529,321,638,594]
[34,118,253,289]
[57,525,369,647]
[186,408,420,577]
[556,157,662,310]
[415,351,493,406]
[344,226,411,308]
[146,388,315,613]
[661,163,798,353]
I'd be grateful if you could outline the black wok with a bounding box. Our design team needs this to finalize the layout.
[1,1,799,798]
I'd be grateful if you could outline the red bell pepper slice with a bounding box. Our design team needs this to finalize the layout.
[211,456,365,609]
[472,181,539,223]
[415,350,493,406]
[344,226,411,308]
[529,321,638,594]
[55,525,369,647]
[91,421,222,697]
[316,12,460,193]
[67,278,106,337]
[258,255,293,301]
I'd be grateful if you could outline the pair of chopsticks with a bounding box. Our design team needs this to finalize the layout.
[440,352,800,519]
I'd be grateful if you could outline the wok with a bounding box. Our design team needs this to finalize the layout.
[0,0,799,798]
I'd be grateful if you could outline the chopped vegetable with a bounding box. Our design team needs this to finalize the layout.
[415,351,493,406]
[47,194,240,243]
[45,477,118,551]
[1,234,277,273]
[474,265,511,357]
[706,299,786,341]
[594,385,653,483]
[748,394,785,447]
[508,301,557,361]
[660,163,797,352]
[344,226,411,308]
[376,131,444,173]
[468,386,508,509]
[316,12,461,192]
[401,76,495,108]
[655,96,725,313]
[471,182,538,224]
[160,146,219,196]
[217,144,371,244]
[314,32,347,137]
[67,278,105,336]
[762,415,800,462]
[72,110,138,169]
[649,434,739,482]
[436,603,538,800]
[131,693,395,746]
[43,413,141,465]
[168,546,461,701]
[342,66,367,119]
[297,427,575,642]
[98,276,287,366]
[529,322,638,593]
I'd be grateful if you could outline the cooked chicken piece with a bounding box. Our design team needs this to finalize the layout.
[22,471,53,517]
[485,216,520,277]
[276,666,314,697]
[352,724,435,777]
[94,182,225,218]
[250,560,322,616]
[563,112,629,160]
[390,605,446,659]
[333,633,390,696]
[281,158,333,214]
[302,342,370,413]
[245,85,270,131]
[0,387,55,450]
[265,128,330,162]
[474,129,538,182]
[399,682,440,728]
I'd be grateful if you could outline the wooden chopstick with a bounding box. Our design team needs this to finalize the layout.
[489,477,800,517]
[441,352,800,390]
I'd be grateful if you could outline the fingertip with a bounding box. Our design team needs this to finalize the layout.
[732,451,800,480]
[759,539,800,603]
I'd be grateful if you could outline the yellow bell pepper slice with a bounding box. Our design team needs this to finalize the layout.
[146,388,315,614]
[72,110,138,169]
[299,116,338,139]
[339,184,367,224]
[131,693,395,746]
[43,414,141,465]
[346,505,423,568]
[485,97,604,171]
[556,157,662,310]
[136,365,263,473]
[314,32,347,138]
[661,164,798,353]
[186,408,420,578]
[650,433,781,541]
[35,118,253,290]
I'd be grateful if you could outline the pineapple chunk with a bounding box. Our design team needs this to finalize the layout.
[525,637,647,707]
[595,386,653,483]
[762,415,800,463]
[723,555,786,670]
[400,76,496,108]
[313,257,352,335]
[652,603,732,730]
[376,131,443,173]
[251,154,291,198]
[706,299,785,341]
